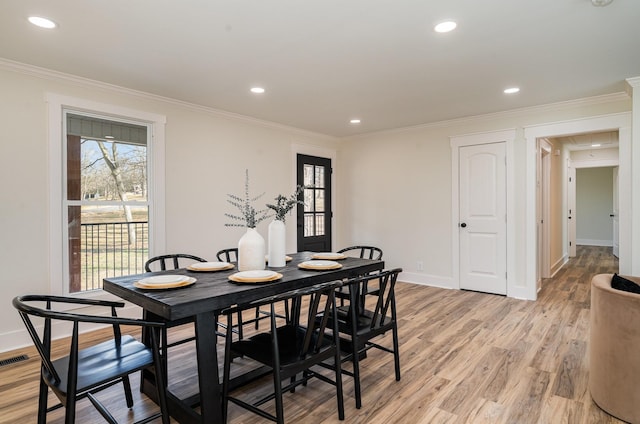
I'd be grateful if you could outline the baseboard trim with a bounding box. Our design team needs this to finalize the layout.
[576,239,613,247]
[399,271,455,289]
[550,255,569,277]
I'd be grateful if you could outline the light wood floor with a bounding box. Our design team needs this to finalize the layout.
[0,246,623,423]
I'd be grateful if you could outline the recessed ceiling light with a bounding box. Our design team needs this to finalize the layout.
[104,135,115,140]
[28,16,57,29]
[504,87,520,94]
[250,87,265,94]
[434,21,457,33]
[591,143,601,147]
[350,119,361,124]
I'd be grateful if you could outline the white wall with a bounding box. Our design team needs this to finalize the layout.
[0,60,635,352]
[0,62,339,351]
[337,99,632,299]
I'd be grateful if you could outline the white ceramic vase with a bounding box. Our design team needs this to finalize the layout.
[267,219,286,267]
[238,227,266,271]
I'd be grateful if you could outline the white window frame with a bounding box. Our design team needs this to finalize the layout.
[47,94,166,298]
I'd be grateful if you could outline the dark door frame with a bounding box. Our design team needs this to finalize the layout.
[296,154,332,252]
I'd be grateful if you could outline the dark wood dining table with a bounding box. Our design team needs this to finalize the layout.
[103,251,384,424]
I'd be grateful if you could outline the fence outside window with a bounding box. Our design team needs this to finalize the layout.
[77,221,148,292]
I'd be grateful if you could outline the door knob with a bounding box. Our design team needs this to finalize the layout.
[460,223,467,228]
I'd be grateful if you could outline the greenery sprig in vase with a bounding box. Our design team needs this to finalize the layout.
[265,185,305,267]
[224,169,270,228]
[266,185,305,223]
[225,170,269,271]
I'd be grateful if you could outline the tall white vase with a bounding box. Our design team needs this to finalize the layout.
[238,227,266,271]
[268,219,286,267]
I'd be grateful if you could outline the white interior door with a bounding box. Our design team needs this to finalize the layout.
[459,142,507,295]
[613,166,619,257]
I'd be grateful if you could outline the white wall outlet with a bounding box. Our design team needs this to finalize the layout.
[417,261,424,272]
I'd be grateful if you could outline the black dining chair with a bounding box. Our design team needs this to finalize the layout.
[12,295,169,424]
[215,248,238,264]
[337,245,383,261]
[145,253,207,272]
[222,280,345,424]
[216,248,287,339]
[144,253,210,377]
[322,268,402,409]
[335,245,384,306]
[215,248,251,339]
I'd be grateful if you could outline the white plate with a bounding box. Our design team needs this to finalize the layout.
[298,260,342,270]
[188,261,231,270]
[311,252,346,260]
[233,270,277,280]
[138,275,189,285]
[134,276,196,289]
[229,272,282,283]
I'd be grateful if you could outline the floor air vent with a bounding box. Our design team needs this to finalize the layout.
[0,354,29,367]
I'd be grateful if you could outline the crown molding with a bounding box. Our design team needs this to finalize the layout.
[342,91,631,141]
[1,58,633,143]
[626,76,640,94]
[0,58,337,142]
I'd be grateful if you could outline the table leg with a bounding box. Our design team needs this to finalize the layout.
[195,311,221,423]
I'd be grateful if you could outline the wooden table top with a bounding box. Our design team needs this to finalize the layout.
[103,252,384,321]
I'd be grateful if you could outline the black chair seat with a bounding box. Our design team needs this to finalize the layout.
[47,335,153,395]
[335,307,395,336]
[232,325,335,369]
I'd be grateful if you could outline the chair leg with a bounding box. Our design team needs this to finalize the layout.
[352,337,362,409]
[392,324,401,381]
[273,367,285,424]
[151,330,171,424]
[222,314,234,423]
[37,373,48,424]
[238,311,245,339]
[122,375,134,407]
[162,327,170,380]
[334,348,345,420]
[254,307,260,330]
[65,395,76,424]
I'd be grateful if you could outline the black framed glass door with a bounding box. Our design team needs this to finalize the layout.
[296,154,332,252]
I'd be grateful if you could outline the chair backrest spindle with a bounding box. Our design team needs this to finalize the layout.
[337,245,383,261]
[145,253,206,272]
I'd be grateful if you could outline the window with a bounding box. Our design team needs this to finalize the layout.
[47,94,166,296]
[303,164,326,237]
[296,153,332,252]
[65,112,150,293]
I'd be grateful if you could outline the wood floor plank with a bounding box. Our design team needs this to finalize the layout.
[552,339,587,400]
[0,245,625,423]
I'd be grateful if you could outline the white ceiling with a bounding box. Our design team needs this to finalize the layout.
[553,130,619,151]
[1,0,639,137]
